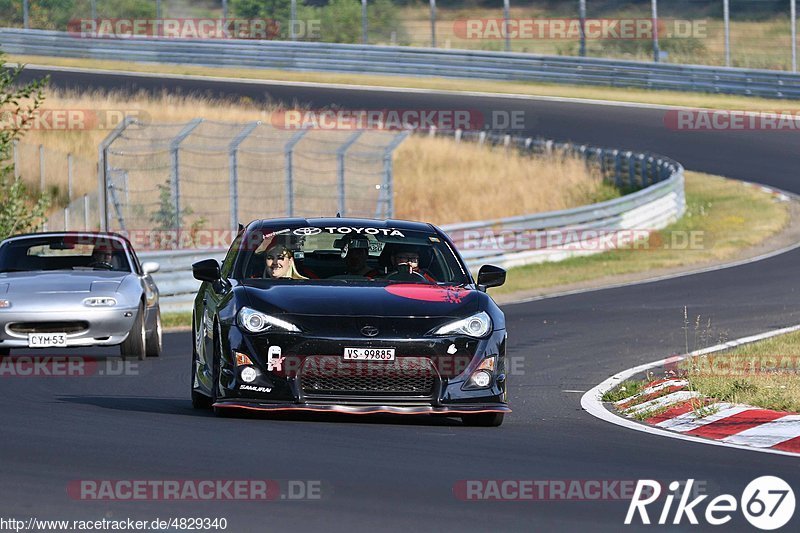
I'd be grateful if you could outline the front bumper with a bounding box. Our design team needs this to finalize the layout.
[216,326,509,412]
[212,401,510,415]
[0,307,139,348]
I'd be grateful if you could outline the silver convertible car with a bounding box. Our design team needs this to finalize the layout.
[0,232,162,359]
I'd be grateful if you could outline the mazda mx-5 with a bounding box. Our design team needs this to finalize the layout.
[0,232,161,359]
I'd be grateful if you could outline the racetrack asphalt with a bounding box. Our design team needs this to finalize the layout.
[2,68,800,531]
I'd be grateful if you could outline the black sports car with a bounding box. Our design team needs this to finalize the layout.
[190,218,509,426]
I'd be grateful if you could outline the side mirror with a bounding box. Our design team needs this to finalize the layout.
[477,265,506,288]
[193,259,221,282]
[141,261,160,274]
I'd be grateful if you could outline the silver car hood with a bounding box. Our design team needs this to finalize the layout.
[0,271,130,294]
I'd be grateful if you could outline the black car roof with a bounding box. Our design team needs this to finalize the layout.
[250,218,436,233]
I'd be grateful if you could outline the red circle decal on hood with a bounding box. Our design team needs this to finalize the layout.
[385,284,471,304]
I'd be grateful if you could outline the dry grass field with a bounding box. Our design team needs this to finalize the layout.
[13,89,613,225]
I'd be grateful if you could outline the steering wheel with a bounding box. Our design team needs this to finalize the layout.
[88,261,114,270]
[385,269,429,282]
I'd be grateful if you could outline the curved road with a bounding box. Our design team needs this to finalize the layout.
[3,68,800,531]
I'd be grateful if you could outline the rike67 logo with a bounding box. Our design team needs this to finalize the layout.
[626,477,795,530]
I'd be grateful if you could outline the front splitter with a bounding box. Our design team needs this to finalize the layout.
[213,400,511,416]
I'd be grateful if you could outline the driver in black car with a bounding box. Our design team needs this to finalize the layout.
[389,245,436,282]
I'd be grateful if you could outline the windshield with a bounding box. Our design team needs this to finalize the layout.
[0,235,132,273]
[233,224,470,285]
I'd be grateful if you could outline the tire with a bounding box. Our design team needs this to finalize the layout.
[210,323,230,417]
[145,308,162,357]
[190,321,212,409]
[120,303,146,361]
[461,413,504,427]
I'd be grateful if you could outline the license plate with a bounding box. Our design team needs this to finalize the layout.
[343,347,396,361]
[28,333,67,348]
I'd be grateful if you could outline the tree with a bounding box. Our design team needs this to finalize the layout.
[0,52,50,240]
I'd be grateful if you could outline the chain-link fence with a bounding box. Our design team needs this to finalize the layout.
[11,141,100,232]
[99,119,409,242]
[3,1,799,71]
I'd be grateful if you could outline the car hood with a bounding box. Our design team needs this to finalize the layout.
[0,271,128,294]
[241,281,481,318]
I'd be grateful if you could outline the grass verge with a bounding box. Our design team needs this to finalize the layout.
[9,54,795,112]
[683,330,800,413]
[603,330,800,415]
[493,171,790,296]
[163,311,192,330]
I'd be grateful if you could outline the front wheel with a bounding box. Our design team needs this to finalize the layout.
[145,308,162,357]
[191,321,212,409]
[210,324,231,417]
[120,303,146,361]
[461,413,504,427]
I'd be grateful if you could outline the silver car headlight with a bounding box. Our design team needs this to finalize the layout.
[433,311,492,338]
[83,297,117,307]
[238,307,300,334]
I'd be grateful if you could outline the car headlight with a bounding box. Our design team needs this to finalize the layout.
[433,311,492,338]
[83,297,117,307]
[238,307,300,334]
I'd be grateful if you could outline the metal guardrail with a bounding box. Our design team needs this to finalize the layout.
[2,28,800,98]
[140,131,684,313]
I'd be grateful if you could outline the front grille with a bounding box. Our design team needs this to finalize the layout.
[300,356,436,396]
[8,321,89,334]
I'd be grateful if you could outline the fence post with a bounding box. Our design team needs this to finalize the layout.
[290,0,297,40]
[84,194,90,230]
[64,153,73,230]
[228,121,259,230]
[361,0,368,44]
[379,131,411,219]
[430,0,436,47]
[337,131,364,217]
[723,0,731,67]
[169,118,203,237]
[579,0,587,57]
[792,0,797,73]
[284,129,308,217]
[503,0,511,52]
[651,0,660,63]
[23,0,29,29]
[97,116,136,231]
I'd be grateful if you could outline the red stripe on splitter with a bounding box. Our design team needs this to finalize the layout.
[771,435,800,453]
[645,401,697,425]
[686,409,788,440]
